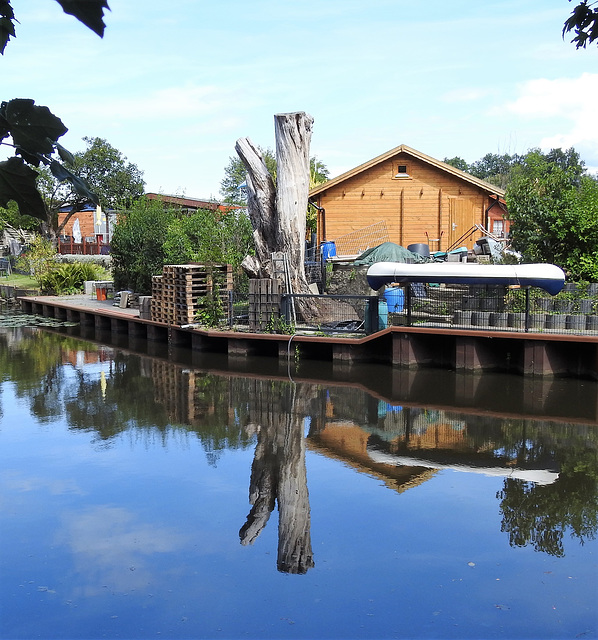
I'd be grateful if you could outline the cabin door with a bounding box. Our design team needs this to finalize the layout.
[448,198,476,249]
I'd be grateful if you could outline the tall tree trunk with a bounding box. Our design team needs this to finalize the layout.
[235,111,314,295]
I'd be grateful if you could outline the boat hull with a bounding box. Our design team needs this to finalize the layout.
[367,262,566,295]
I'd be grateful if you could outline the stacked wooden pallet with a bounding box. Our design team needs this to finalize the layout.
[151,361,199,425]
[150,264,233,325]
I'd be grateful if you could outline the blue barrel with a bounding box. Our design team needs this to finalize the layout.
[365,299,388,333]
[378,299,388,329]
[321,241,336,260]
[384,287,404,312]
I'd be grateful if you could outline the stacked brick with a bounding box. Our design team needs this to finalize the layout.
[150,264,233,325]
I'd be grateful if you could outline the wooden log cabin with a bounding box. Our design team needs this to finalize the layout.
[308,144,508,255]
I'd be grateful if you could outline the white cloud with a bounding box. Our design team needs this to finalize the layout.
[502,73,598,151]
[504,73,598,118]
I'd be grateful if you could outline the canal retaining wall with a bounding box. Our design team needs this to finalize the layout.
[18,295,598,380]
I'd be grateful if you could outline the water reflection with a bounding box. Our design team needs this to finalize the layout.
[1,326,597,569]
[240,383,314,573]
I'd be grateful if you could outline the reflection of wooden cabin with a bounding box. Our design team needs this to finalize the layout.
[308,422,437,493]
[309,145,508,254]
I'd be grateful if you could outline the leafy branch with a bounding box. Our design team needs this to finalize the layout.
[0,98,98,222]
[0,0,110,54]
[563,0,598,48]
[0,1,109,226]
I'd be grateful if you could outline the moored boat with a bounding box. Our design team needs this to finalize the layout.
[367,262,566,295]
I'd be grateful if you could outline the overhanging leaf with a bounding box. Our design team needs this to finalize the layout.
[54,0,110,37]
[0,157,47,220]
[1,98,68,154]
[69,173,100,206]
[0,0,17,55]
[15,147,43,167]
[0,111,9,142]
[55,142,75,165]
[49,159,72,182]
[49,159,99,206]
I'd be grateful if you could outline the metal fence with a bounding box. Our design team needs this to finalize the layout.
[386,282,598,335]
[223,283,598,336]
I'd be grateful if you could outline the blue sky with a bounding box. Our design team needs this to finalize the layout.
[2,0,597,200]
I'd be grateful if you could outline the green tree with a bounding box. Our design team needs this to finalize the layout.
[111,197,254,294]
[39,136,145,235]
[0,200,40,234]
[443,156,470,172]
[63,136,144,210]
[468,152,522,190]
[163,208,254,273]
[506,148,598,279]
[220,147,277,204]
[110,197,175,294]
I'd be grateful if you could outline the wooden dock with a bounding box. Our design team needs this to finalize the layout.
[18,295,598,380]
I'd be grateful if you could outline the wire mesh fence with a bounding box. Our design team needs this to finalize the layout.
[219,283,598,337]
[331,221,390,256]
[386,282,598,335]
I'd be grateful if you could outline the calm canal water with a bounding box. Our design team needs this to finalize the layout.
[0,323,597,639]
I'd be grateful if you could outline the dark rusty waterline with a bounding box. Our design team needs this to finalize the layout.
[19,295,598,380]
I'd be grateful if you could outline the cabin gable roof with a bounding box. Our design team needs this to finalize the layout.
[309,144,505,198]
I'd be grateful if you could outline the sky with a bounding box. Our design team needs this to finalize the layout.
[2,0,598,201]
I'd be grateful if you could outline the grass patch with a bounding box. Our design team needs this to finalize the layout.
[1,273,39,289]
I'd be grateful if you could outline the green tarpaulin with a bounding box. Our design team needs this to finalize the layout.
[353,242,430,266]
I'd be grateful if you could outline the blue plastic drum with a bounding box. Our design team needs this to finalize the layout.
[321,241,337,260]
[384,287,405,312]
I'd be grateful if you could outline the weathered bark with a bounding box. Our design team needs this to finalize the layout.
[235,111,314,295]
[235,137,277,278]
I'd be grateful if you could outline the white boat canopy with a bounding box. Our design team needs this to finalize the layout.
[367,262,566,295]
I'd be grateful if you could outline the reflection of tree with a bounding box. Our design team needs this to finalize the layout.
[498,445,598,557]
[323,388,598,557]
[240,381,315,574]
[3,328,598,562]
[65,354,171,440]
[0,329,92,422]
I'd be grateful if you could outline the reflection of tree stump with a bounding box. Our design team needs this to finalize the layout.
[239,383,315,574]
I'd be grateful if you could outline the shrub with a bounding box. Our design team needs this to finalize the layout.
[37,262,106,295]
[16,236,58,283]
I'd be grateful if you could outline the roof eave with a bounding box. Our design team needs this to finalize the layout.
[309,144,506,198]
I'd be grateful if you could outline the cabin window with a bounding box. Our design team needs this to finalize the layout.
[394,164,410,178]
[492,219,505,237]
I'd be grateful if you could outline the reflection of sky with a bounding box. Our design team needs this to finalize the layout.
[1,349,597,640]
[57,505,190,597]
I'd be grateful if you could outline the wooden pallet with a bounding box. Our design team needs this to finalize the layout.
[150,264,233,325]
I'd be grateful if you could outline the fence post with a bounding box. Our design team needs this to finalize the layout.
[406,285,412,326]
[525,287,530,332]
[228,290,234,327]
[281,295,292,323]
[366,295,379,334]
